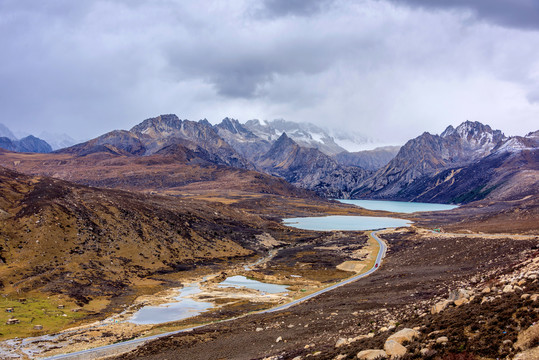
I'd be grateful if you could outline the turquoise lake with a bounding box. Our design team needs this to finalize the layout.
[338,199,458,213]
[283,215,411,231]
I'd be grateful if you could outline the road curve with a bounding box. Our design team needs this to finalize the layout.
[43,231,387,360]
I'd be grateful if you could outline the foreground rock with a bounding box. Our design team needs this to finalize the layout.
[356,349,387,360]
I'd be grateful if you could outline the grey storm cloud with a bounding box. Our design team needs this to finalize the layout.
[0,0,537,144]
[387,0,539,30]
[258,0,334,17]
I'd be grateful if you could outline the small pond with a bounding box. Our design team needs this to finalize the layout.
[218,275,288,294]
[129,285,212,325]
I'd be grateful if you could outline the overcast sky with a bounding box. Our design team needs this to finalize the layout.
[1,0,538,144]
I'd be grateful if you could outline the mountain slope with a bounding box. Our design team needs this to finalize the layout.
[60,115,251,169]
[257,133,371,198]
[0,166,281,303]
[213,117,272,162]
[335,146,400,171]
[353,122,538,203]
[354,121,509,200]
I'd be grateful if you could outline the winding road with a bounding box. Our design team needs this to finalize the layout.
[43,231,387,360]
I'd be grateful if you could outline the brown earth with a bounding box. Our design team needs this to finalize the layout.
[114,228,539,360]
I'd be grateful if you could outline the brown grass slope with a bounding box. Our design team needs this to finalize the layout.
[0,146,315,199]
[0,166,285,304]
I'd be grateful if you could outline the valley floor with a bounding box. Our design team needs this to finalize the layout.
[3,226,537,360]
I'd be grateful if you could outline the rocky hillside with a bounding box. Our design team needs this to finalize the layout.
[334,146,400,171]
[352,121,538,202]
[257,133,371,198]
[0,166,282,303]
[61,114,251,169]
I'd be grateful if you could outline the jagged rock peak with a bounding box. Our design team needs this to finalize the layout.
[441,120,505,142]
[130,114,183,134]
[216,117,253,136]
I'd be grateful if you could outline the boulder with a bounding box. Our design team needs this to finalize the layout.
[482,287,491,293]
[387,328,419,344]
[335,338,348,348]
[431,300,451,314]
[530,294,539,302]
[436,336,449,344]
[448,288,472,301]
[33,325,43,330]
[384,340,407,358]
[454,298,469,307]
[357,350,387,360]
[276,336,282,343]
[503,285,514,293]
[514,323,539,351]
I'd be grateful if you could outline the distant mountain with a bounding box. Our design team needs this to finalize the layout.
[214,117,272,162]
[0,135,52,153]
[0,123,16,140]
[334,146,401,171]
[351,121,538,203]
[244,119,348,156]
[257,133,371,198]
[0,123,53,153]
[60,114,252,169]
[39,131,78,150]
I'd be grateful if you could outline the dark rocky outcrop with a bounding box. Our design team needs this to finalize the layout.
[257,133,371,198]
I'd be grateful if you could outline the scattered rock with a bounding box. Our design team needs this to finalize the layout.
[335,338,348,348]
[256,327,263,332]
[420,348,436,357]
[454,298,469,307]
[436,336,449,344]
[334,355,346,360]
[514,323,539,351]
[387,328,419,344]
[276,336,282,343]
[357,350,387,360]
[503,285,514,293]
[431,300,451,314]
[448,288,472,301]
[384,339,407,358]
[514,347,539,360]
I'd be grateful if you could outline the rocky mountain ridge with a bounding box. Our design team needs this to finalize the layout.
[352,121,537,203]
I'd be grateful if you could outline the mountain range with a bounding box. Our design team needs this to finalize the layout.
[0,116,536,204]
